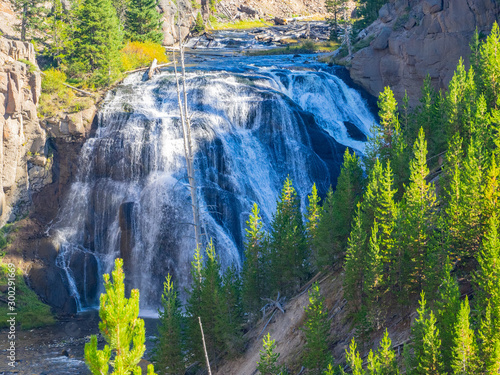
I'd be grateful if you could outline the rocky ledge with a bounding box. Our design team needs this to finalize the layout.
[348,0,500,106]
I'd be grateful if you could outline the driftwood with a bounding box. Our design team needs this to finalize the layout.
[148,58,158,80]
[123,62,173,75]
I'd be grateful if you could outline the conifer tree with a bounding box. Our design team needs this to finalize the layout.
[400,128,437,293]
[450,296,478,375]
[257,333,283,375]
[484,156,500,232]
[302,282,330,374]
[9,0,47,42]
[410,293,444,375]
[306,183,322,269]
[84,258,157,375]
[113,0,130,24]
[314,150,363,268]
[435,257,461,373]
[363,220,382,306]
[270,177,308,295]
[344,206,367,308]
[125,0,164,43]
[345,338,364,375]
[377,329,399,375]
[415,75,445,158]
[242,203,267,316]
[479,22,500,108]
[66,0,123,85]
[477,301,500,374]
[366,87,400,170]
[154,274,184,375]
[474,213,500,312]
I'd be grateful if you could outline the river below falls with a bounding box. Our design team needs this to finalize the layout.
[1,23,376,374]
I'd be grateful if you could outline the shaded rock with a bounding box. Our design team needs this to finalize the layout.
[372,27,391,50]
[348,0,500,107]
[238,4,259,16]
[379,4,393,23]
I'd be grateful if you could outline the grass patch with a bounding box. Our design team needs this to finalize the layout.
[120,41,168,72]
[18,58,38,73]
[211,18,271,30]
[0,261,55,329]
[246,40,339,56]
[352,34,375,53]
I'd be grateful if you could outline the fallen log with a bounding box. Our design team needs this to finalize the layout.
[123,62,173,74]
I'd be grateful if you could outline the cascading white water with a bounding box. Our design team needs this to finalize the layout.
[51,56,375,311]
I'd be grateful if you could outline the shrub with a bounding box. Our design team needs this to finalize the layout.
[194,12,205,34]
[120,41,168,72]
[41,68,67,94]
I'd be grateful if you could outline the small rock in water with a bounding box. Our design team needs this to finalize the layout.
[61,349,70,357]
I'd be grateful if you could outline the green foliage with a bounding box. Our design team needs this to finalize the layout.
[450,297,479,375]
[302,282,330,374]
[65,0,123,86]
[41,68,67,94]
[409,293,444,375]
[154,274,184,375]
[242,203,269,316]
[84,258,157,375]
[269,177,308,296]
[314,150,363,268]
[186,241,243,368]
[477,301,500,374]
[345,338,364,375]
[19,58,37,73]
[120,41,168,71]
[435,257,461,373]
[257,333,283,375]
[478,22,500,108]
[194,12,205,34]
[0,262,55,329]
[355,0,388,30]
[9,0,47,41]
[125,0,163,43]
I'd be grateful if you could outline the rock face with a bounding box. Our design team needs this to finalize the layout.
[157,0,193,45]
[0,38,50,222]
[348,0,500,106]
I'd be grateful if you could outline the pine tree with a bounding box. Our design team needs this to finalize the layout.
[345,338,364,375]
[435,257,461,373]
[450,296,479,375]
[366,86,400,170]
[125,0,164,43]
[257,333,282,375]
[410,292,444,375]
[84,258,157,375]
[314,150,363,268]
[325,0,347,40]
[415,75,445,159]
[154,274,184,375]
[306,183,322,269]
[66,0,123,86]
[242,203,267,316]
[343,205,367,308]
[302,282,330,374]
[363,220,382,307]
[9,0,47,42]
[479,22,500,108]
[355,0,388,29]
[377,329,399,375]
[477,301,500,374]
[400,128,437,294]
[484,156,500,229]
[269,177,308,295]
[474,213,500,312]
[48,0,67,64]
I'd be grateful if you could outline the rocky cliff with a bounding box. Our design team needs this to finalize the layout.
[348,0,500,106]
[0,38,51,224]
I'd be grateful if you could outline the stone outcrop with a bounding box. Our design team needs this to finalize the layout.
[0,38,51,223]
[348,0,500,106]
[158,0,193,45]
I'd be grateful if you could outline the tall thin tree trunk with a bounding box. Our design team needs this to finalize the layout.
[171,19,202,249]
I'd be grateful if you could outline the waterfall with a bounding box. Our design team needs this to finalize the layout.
[51,60,375,311]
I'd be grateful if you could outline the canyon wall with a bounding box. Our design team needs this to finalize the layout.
[348,0,500,106]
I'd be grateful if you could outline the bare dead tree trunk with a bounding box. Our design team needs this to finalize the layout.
[171,19,202,249]
[198,317,212,375]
